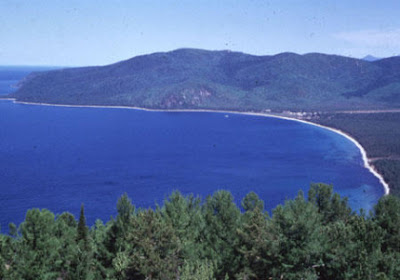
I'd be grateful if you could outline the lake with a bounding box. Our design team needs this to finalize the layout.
[0,67,385,231]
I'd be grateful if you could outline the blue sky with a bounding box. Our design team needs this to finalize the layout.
[1,0,399,66]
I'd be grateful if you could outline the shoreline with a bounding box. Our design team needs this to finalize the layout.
[2,97,390,195]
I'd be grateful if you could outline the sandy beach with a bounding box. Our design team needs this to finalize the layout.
[2,97,390,195]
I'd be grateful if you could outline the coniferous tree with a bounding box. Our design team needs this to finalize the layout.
[9,209,60,279]
[308,183,352,224]
[241,191,264,212]
[8,223,17,237]
[103,194,136,279]
[374,195,400,252]
[77,204,89,245]
[236,193,272,279]
[202,191,241,278]
[162,191,205,263]
[269,191,323,279]
[110,193,135,251]
[54,212,78,279]
[127,209,181,279]
[91,219,113,279]
[70,204,94,280]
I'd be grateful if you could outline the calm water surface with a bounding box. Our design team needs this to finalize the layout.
[0,68,385,230]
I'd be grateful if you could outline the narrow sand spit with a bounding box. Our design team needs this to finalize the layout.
[3,98,390,195]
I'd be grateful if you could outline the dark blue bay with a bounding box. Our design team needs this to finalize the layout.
[0,68,385,231]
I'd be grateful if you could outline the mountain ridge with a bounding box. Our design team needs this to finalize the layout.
[362,55,382,62]
[8,48,400,112]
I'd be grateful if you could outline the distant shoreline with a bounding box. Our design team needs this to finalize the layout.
[1,97,390,195]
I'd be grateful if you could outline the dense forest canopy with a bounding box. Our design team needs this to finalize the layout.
[1,184,400,279]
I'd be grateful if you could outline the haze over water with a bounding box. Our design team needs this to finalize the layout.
[0,68,384,230]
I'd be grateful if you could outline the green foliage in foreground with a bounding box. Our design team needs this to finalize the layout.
[1,184,400,279]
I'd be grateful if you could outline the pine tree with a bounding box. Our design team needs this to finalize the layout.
[241,191,264,212]
[162,191,205,262]
[308,183,352,224]
[54,212,78,279]
[10,209,60,279]
[236,192,273,279]
[77,204,89,244]
[269,191,323,279]
[374,195,400,252]
[127,209,181,279]
[70,204,94,280]
[202,191,241,278]
[103,194,136,278]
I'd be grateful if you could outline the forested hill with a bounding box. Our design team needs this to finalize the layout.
[9,49,400,111]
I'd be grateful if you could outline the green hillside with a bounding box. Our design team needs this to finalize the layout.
[8,49,400,111]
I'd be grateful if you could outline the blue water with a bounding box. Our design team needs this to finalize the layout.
[0,68,385,231]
